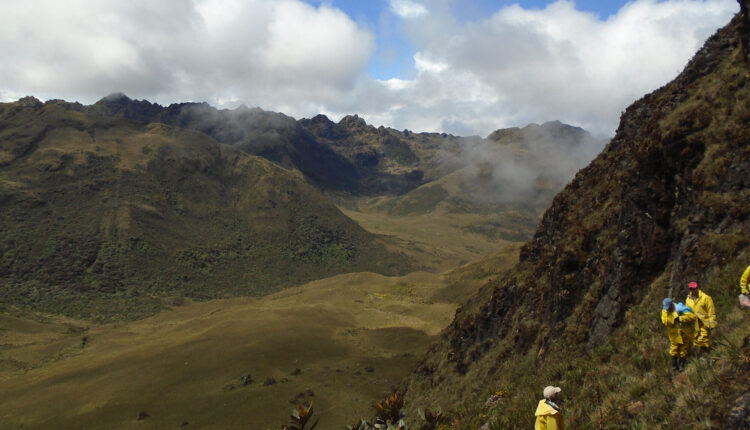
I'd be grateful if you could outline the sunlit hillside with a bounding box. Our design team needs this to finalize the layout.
[0,271,470,430]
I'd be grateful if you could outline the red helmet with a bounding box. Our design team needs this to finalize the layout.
[688,281,700,289]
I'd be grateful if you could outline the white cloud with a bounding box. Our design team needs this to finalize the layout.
[0,0,374,109]
[352,0,738,136]
[0,0,739,137]
[413,53,448,73]
[380,78,413,91]
[390,0,429,19]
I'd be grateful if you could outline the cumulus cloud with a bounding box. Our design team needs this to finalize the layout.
[0,0,374,110]
[360,0,738,136]
[0,0,739,137]
[390,0,429,19]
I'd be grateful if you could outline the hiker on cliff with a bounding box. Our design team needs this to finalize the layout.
[534,386,564,430]
[661,298,697,371]
[740,265,750,307]
[685,281,716,353]
[661,298,683,371]
[674,302,696,370]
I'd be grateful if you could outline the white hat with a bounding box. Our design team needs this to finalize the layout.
[543,386,562,399]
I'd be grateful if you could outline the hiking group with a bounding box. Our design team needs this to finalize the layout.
[660,265,750,372]
[661,281,715,372]
[534,265,750,429]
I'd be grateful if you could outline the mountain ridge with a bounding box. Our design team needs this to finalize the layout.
[22,93,605,196]
[403,2,749,426]
[0,92,604,320]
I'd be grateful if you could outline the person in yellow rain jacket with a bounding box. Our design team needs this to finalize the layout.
[674,302,696,370]
[535,386,564,430]
[661,298,682,371]
[685,281,716,352]
[741,265,750,296]
[740,265,750,307]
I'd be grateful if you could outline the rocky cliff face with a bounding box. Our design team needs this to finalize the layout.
[406,0,749,412]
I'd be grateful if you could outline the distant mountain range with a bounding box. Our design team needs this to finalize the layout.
[44,92,605,197]
[0,88,604,320]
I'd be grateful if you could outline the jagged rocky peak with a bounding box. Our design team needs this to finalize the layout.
[89,93,164,122]
[338,114,368,129]
[486,126,522,141]
[526,121,595,145]
[298,114,347,140]
[231,104,265,114]
[43,99,85,111]
[97,92,132,104]
[308,114,334,125]
[14,96,43,108]
[528,120,586,136]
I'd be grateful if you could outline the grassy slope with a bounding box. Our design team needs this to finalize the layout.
[404,263,750,429]
[0,272,458,430]
[0,99,530,430]
[0,103,413,320]
[0,200,524,430]
[341,203,526,274]
[403,8,750,428]
[339,165,542,273]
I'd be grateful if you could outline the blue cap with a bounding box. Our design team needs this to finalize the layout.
[662,298,673,310]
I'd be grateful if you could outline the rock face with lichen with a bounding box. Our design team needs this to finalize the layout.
[406,0,750,417]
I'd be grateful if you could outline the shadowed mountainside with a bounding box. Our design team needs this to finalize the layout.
[49,95,364,193]
[56,96,437,195]
[0,101,413,320]
[59,93,605,201]
[405,2,750,427]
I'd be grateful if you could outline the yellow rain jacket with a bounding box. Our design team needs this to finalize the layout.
[677,310,697,357]
[661,309,682,348]
[741,265,750,295]
[686,290,716,348]
[535,399,564,430]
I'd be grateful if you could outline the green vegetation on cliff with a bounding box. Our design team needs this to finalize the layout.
[404,4,750,428]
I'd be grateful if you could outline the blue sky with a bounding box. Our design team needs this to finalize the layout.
[304,1,636,80]
[0,0,739,136]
